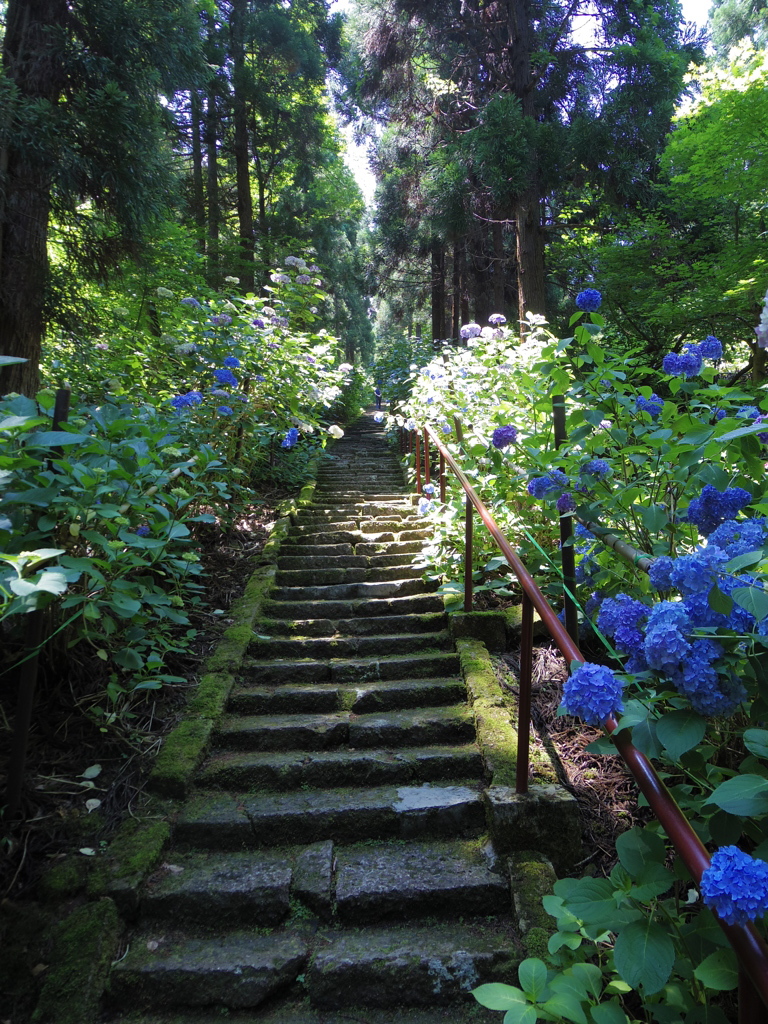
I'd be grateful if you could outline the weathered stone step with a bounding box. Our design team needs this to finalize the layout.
[256,611,446,638]
[197,743,484,790]
[110,918,513,1012]
[276,552,419,570]
[262,592,444,620]
[113,1000,494,1024]
[228,676,464,715]
[174,781,485,848]
[307,919,515,1008]
[109,931,308,1010]
[274,564,424,587]
[135,839,505,931]
[248,630,451,661]
[334,839,507,922]
[239,650,461,685]
[215,705,475,752]
[269,578,435,602]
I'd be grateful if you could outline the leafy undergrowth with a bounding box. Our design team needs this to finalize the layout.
[0,496,284,903]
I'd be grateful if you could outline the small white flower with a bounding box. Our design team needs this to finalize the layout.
[224,276,240,284]
[327,424,344,439]
[156,286,174,299]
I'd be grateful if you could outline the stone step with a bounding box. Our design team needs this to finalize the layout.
[228,676,464,715]
[262,593,444,620]
[112,1001,493,1024]
[273,565,425,587]
[248,630,452,661]
[134,839,505,930]
[269,578,435,603]
[256,611,447,638]
[215,705,475,752]
[239,650,461,685]
[174,781,486,848]
[276,552,419,570]
[109,919,514,1011]
[197,743,484,790]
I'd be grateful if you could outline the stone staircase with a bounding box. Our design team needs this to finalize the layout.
[107,412,522,1022]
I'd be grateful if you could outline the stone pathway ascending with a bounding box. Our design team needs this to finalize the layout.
[108,411,518,1022]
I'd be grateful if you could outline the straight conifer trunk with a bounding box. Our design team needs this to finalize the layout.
[0,0,65,396]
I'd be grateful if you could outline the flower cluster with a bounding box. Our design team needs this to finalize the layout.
[281,427,299,449]
[210,313,232,327]
[491,424,518,448]
[460,323,482,339]
[171,390,203,409]
[576,289,602,312]
[581,458,610,478]
[560,662,624,725]
[756,287,768,349]
[214,367,238,388]
[685,484,752,537]
[701,846,768,925]
[662,337,723,379]
[527,469,570,499]
[636,393,664,418]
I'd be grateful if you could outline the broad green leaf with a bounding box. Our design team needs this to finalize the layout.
[616,827,667,875]
[569,963,602,1000]
[744,728,768,759]
[706,774,768,816]
[613,919,674,994]
[725,549,767,572]
[656,709,706,760]
[502,1005,538,1024]
[708,585,734,616]
[731,586,768,622]
[472,983,527,1011]
[113,648,144,671]
[518,958,548,1000]
[110,594,143,618]
[27,430,91,446]
[631,718,663,760]
[693,949,738,991]
[540,987,588,1024]
[716,421,768,441]
[590,1002,630,1024]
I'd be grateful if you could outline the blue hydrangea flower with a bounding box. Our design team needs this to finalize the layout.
[488,313,507,325]
[557,492,576,514]
[423,483,436,496]
[644,601,691,673]
[254,374,266,383]
[214,368,238,387]
[596,594,649,657]
[441,422,451,434]
[373,412,384,423]
[636,393,664,418]
[701,846,768,925]
[649,556,675,591]
[699,335,723,360]
[670,638,745,716]
[171,390,203,409]
[560,662,623,725]
[252,318,266,329]
[582,458,610,478]
[686,485,752,536]
[210,314,233,327]
[418,496,435,515]
[180,297,201,308]
[680,348,703,377]
[662,352,682,375]
[223,356,241,368]
[460,323,482,339]
[708,518,768,558]
[669,547,727,597]
[575,289,602,312]
[527,470,570,498]
[737,405,760,420]
[492,425,518,448]
[217,405,234,416]
[135,525,150,536]
[281,427,299,449]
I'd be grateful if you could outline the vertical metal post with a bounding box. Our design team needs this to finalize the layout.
[552,394,578,644]
[453,414,464,444]
[516,592,534,795]
[423,428,431,489]
[439,453,446,504]
[464,496,473,612]
[415,430,422,494]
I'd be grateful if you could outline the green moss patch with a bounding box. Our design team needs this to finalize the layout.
[32,898,119,1024]
[88,817,170,899]
[148,718,214,799]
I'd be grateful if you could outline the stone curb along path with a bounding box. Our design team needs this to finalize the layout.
[63,411,582,1024]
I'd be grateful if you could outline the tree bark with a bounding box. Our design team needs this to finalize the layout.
[431,241,446,344]
[230,0,255,293]
[190,91,207,254]
[0,0,66,396]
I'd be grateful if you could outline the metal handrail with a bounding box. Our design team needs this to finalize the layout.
[412,423,768,1017]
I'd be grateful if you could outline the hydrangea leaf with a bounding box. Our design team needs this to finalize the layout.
[744,728,768,759]
[730,585,768,622]
[517,958,548,1001]
[472,983,527,1011]
[590,1001,631,1024]
[616,826,667,875]
[613,919,675,994]
[656,710,707,760]
[706,774,768,816]
[693,949,738,991]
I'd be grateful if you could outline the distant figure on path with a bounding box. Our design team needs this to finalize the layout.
[374,385,382,409]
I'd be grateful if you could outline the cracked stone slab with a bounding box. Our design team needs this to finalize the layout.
[293,840,334,920]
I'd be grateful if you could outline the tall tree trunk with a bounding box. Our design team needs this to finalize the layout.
[452,239,461,342]
[230,0,255,293]
[492,217,505,316]
[0,0,66,396]
[431,241,446,343]
[190,90,206,254]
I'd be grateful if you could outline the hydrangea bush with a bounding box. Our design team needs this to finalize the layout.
[385,293,768,1016]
